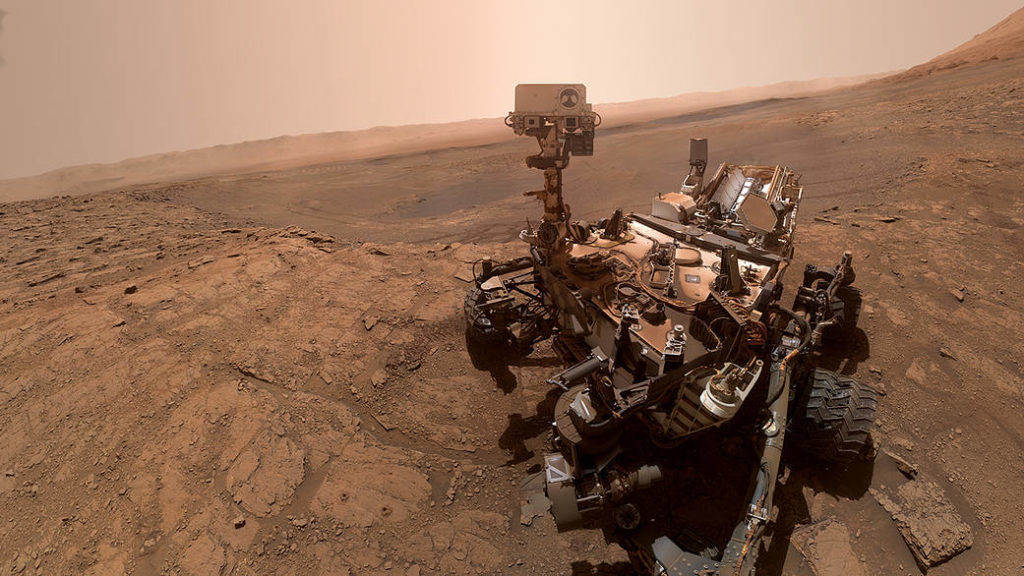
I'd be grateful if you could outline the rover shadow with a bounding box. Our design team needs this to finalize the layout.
[565,424,778,573]
[464,330,563,393]
[498,387,561,466]
[751,329,877,575]
[492,327,877,573]
[814,327,871,376]
[577,425,876,576]
[752,451,876,575]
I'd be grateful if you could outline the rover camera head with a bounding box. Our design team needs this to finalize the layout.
[506,84,599,156]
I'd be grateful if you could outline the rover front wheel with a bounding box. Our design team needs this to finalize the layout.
[791,368,877,466]
[829,286,863,341]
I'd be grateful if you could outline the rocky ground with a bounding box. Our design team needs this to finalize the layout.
[2,14,1024,576]
[0,192,636,575]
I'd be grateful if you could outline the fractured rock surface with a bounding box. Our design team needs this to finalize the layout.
[792,518,866,576]
[871,481,973,569]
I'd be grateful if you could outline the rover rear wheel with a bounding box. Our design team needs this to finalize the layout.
[464,282,506,343]
[463,256,540,350]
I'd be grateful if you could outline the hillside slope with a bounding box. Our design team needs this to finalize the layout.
[902,6,1024,76]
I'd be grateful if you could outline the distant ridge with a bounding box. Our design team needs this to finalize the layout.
[0,74,881,202]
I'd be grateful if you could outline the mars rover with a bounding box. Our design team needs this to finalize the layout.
[464,85,877,575]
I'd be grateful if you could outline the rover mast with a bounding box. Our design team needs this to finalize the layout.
[505,84,599,255]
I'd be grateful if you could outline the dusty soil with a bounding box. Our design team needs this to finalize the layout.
[0,194,628,575]
[1,9,1023,576]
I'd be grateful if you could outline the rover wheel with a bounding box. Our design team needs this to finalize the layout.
[463,257,536,348]
[829,286,862,341]
[791,368,877,466]
[464,282,506,343]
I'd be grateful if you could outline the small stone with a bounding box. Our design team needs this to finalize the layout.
[123,285,138,295]
[884,450,919,479]
[891,437,915,451]
[372,414,394,431]
[454,269,476,283]
[233,516,246,529]
[363,316,378,331]
[187,256,216,270]
[290,518,308,528]
[938,347,956,360]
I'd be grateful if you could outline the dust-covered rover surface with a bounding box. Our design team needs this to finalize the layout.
[465,85,878,575]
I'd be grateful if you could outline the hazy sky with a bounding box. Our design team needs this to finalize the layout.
[0,0,1019,179]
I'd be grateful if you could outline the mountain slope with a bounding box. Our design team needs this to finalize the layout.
[903,6,1024,76]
